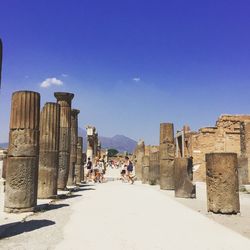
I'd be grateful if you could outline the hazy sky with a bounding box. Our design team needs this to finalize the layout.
[0,0,250,145]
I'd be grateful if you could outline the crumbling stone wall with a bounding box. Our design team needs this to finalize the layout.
[187,115,250,181]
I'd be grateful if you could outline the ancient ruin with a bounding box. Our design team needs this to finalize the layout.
[54,92,74,190]
[149,147,160,185]
[86,126,98,161]
[141,155,150,184]
[67,109,80,186]
[174,157,196,198]
[206,153,240,214]
[176,115,250,181]
[38,102,60,198]
[75,136,83,184]
[159,123,175,190]
[134,140,145,180]
[5,91,40,212]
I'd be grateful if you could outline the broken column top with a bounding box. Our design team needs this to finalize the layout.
[54,92,74,103]
[86,125,96,136]
[160,123,174,144]
[72,109,80,116]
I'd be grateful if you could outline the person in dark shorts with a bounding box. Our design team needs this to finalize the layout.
[124,156,134,184]
[86,157,93,182]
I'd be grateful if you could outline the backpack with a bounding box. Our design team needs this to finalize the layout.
[127,161,133,172]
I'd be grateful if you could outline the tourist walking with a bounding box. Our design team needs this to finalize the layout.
[124,156,134,184]
[86,157,93,182]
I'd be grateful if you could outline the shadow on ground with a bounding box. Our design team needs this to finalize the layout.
[71,187,96,193]
[35,203,69,212]
[0,219,55,239]
[55,194,82,200]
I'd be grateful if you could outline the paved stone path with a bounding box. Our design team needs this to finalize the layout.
[55,181,250,250]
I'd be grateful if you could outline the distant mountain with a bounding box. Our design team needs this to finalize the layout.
[78,128,137,153]
[99,135,137,153]
[0,129,137,153]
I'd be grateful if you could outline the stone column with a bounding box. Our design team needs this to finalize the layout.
[86,126,94,161]
[149,150,160,185]
[135,140,145,180]
[206,153,240,214]
[67,109,80,186]
[38,102,60,198]
[174,157,196,198]
[5,91,40,213]
[159,123,175,190]
[54,92,74,190]
[240,122,250,183]
[75,136,83,184]
[142,155,150,184]
[81,152,87,182]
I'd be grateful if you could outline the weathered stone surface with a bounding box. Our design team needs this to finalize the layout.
[5,156,38,212]
[159,123,175,190]
[206,153,240,214]
[174,158,196,198]
[135,140,145,180]
[149,151,160,185]
[240,122,250,182]
[67,109,80,186]
[75,137,83,184]
[54,92,74,189]
[38,102,60,198]
[2,151,7,179]
[57,151,70,189]
[10,91,40,129]
[8,129,39,157]
[5,91,40,213]
[185,115,250,182]
[142,155,149,184]
[237,156,248,186]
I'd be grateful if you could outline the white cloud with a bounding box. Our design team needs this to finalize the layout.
[61,73,68,77]
[40,77,63,88]
[133,77,141,82]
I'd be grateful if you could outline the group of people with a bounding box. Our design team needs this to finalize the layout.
[85,155,135,185]
[85,156,106,183]
[120,156,135,184]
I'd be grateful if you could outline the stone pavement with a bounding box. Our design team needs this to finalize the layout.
[55,181,250,250]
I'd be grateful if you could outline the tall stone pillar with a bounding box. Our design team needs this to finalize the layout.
[240,122,250,183]
[206,153,240,214]
[149,150,160,185]
[174,157,196,198]
[86,126,95,161]
[54,92,74,190]
[142,155,150,184]
[38,103,60,198]
[135,140,145,180]
[5,91,40,213]
[67,109,80,186]
[75,136,83,184]
[159,123,175,190]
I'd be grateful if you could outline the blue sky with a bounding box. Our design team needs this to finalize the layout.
[0,0,250,145]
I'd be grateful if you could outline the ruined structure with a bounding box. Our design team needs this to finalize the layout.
[206,153,240,214]
[67,109,80,186]
[179,115,250,181]
[134,140,145,180]
[38,103,60,198]
[5,91,40,212]
[54,92,74,189]
[174,158,196,198]
[159,123,175,190]
[86,126,98,161]
[75,136,83,184]
[149,147,160,185]
[239,122,250,184]
[142,155,150,184]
